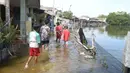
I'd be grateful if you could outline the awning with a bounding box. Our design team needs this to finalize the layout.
[40,6,57,16]
[33,8,44,14]
[44,10,55,16]
[79,17,89,20]
[10,0,40,8]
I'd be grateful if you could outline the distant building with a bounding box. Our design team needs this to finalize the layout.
[79,16,90,21]
[40,6,57,16]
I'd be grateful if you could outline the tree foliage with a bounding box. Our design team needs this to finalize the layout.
[56,10,63,17]
[106,25,130,39]
[0,18,17,46]
[63,11,73,19]
[98,14,107,18]
[106,11,130,26]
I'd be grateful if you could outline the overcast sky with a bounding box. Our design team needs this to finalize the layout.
[41,0,130,17]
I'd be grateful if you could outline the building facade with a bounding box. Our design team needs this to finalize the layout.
[0,0,40,40]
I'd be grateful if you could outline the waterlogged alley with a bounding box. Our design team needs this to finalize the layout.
[0,35,123,73]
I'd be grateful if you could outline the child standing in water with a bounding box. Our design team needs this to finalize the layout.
[62,26,70,47]
[24,26,40,69]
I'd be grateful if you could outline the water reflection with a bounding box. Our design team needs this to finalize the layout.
[63,48,69,60]
[105,25,130,39]
[84,26,126,62]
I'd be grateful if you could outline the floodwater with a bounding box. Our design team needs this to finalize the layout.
[0,36,80,73]
[0,33,124,73]
[83,26,128,63]
[0,49,51,73]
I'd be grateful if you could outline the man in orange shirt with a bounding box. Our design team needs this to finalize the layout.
[62,26,70,47]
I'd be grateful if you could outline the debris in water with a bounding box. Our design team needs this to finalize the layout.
[84,55,93,59]
[80,52,85,55]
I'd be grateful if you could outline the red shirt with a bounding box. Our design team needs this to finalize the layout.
[63,29,70,41]
[56,25,63,39]
[56,25,62,32]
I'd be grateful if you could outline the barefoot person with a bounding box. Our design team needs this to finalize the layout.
[62,26,70,47]
[56,22,63,42]
[24,26,41,69]
[40,23,50,51]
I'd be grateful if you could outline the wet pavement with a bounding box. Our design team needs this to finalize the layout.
[0,34,124,73]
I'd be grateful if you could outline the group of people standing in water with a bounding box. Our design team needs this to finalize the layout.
[24,21,70,69]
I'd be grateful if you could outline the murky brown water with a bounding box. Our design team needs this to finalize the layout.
[0,37,74,73]
[0,36,124,73]
[0,51,53,73]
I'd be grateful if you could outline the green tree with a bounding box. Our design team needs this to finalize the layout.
[56,10,63,17]
[98,14,107,18]
[0,18,17,46]
[106,25,130,39]
[106,11,130,26]
[63,11,73,19]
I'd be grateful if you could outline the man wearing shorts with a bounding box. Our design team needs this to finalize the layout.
[24,26,40,69]
[40,23,50,51]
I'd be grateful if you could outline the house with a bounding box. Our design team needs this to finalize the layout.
[0,0,41,39]
[0,0,42,63]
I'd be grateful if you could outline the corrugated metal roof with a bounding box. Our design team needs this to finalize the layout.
[40,6,57,16]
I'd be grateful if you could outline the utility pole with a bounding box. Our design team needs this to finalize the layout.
[74,17,75,29]
[62,5,63,18]
[52,0,55,25]
[53,0,55,17]
[69,5,72,11]
[68,5,73,31]
[20,0,26,41]
[5,0,10,26]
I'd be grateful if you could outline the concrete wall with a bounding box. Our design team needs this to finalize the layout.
[124,32,130,68]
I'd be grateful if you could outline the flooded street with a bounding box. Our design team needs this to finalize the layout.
[0,36,80,73]
[0,35,124,73]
